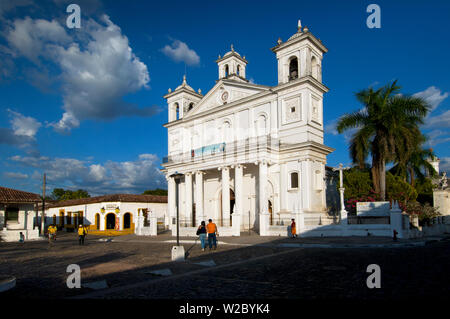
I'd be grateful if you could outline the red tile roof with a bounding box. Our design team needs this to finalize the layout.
[46,193,167,208]
[0,186,41,203]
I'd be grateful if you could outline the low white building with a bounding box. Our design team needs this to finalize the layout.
[44,194,168,235]
[0,186,41,242]
[162,21,334,236]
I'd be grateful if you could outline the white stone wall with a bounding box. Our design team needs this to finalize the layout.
[434,190,450,215]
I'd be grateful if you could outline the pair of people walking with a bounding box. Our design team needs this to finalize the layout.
[196,219,218,251]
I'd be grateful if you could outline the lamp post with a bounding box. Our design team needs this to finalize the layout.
[170,172,184,259]
[332,164,350,226]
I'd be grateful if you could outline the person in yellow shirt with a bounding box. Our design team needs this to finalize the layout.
[78,224,88,245]
[47,225,57,243]
[206,219,218,250]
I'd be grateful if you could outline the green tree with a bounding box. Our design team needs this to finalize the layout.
[142,188,168,196]
[341,167,374,200]
[390,134,437,187]
[337,80,430,200]
[386,172,418,205]
[51,188,90,201]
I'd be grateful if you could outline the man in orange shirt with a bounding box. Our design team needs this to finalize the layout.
[206,219,218,250]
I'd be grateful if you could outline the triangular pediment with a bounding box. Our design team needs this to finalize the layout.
[184,80,269,118]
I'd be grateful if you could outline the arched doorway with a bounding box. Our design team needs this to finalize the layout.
[123,213,131,229]
[106,213,116,230]
[95,213,100,230]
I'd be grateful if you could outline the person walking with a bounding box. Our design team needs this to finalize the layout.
[47,224,57,243]
[78,224,88,245]
[196,221,207,251]
[206,219,218,250]
[291,219,297,238]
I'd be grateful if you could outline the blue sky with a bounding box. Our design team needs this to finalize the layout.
[0,0,449,195]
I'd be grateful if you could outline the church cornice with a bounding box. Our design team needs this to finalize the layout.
[163,87,203,99]
[279,140,335,156]
[216,51,248,64]
[273,75,329,94]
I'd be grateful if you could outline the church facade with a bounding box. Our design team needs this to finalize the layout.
[162,22,334,236]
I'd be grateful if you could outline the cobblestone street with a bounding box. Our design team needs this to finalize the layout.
[1,232,449,300]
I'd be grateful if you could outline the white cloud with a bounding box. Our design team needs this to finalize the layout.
[9,153,166,195]
[413,86,449,112]
[424,129,450,147]
[5,17,71,63]
[4,14,157,133]
[0,110,40,154]
[425,110,450,129]
[161,39,200,66]
[8,109,41,138]
[324,119,339,136]
[414,86,450,148]
[4,172,28,179]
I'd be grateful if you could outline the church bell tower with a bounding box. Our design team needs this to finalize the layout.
[216,45,248,82]
[271,20,327,85]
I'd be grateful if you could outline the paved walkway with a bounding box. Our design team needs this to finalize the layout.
[108,232,447,248]
[1,232,449,299]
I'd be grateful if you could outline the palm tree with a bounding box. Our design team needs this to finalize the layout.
[391,144,437,187]
[336,80,430,200]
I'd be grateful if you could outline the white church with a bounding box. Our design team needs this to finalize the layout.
[162,21,335,236]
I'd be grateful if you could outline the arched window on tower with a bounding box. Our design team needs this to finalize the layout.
[174,103,180,120]
[289,57,299,81]
[225,65,229,77]
[187,102,194,112]
[237,65,240,76]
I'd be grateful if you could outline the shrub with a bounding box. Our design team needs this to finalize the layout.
[404,201,440,225]
[386,172,418,205]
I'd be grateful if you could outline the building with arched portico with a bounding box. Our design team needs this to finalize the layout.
[162,21,334,236]
[44,194,168,235]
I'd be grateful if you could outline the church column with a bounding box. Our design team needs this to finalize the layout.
[259,160,268,214]
[220,166,230,226]
[185,172,193,226]
[195,171,204,224]
[258,160,269,235]
[279,162,287,211]
[234,165,243,216]
[301,159,312,211]
[233,164,244,235]
[168,176,176,230]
